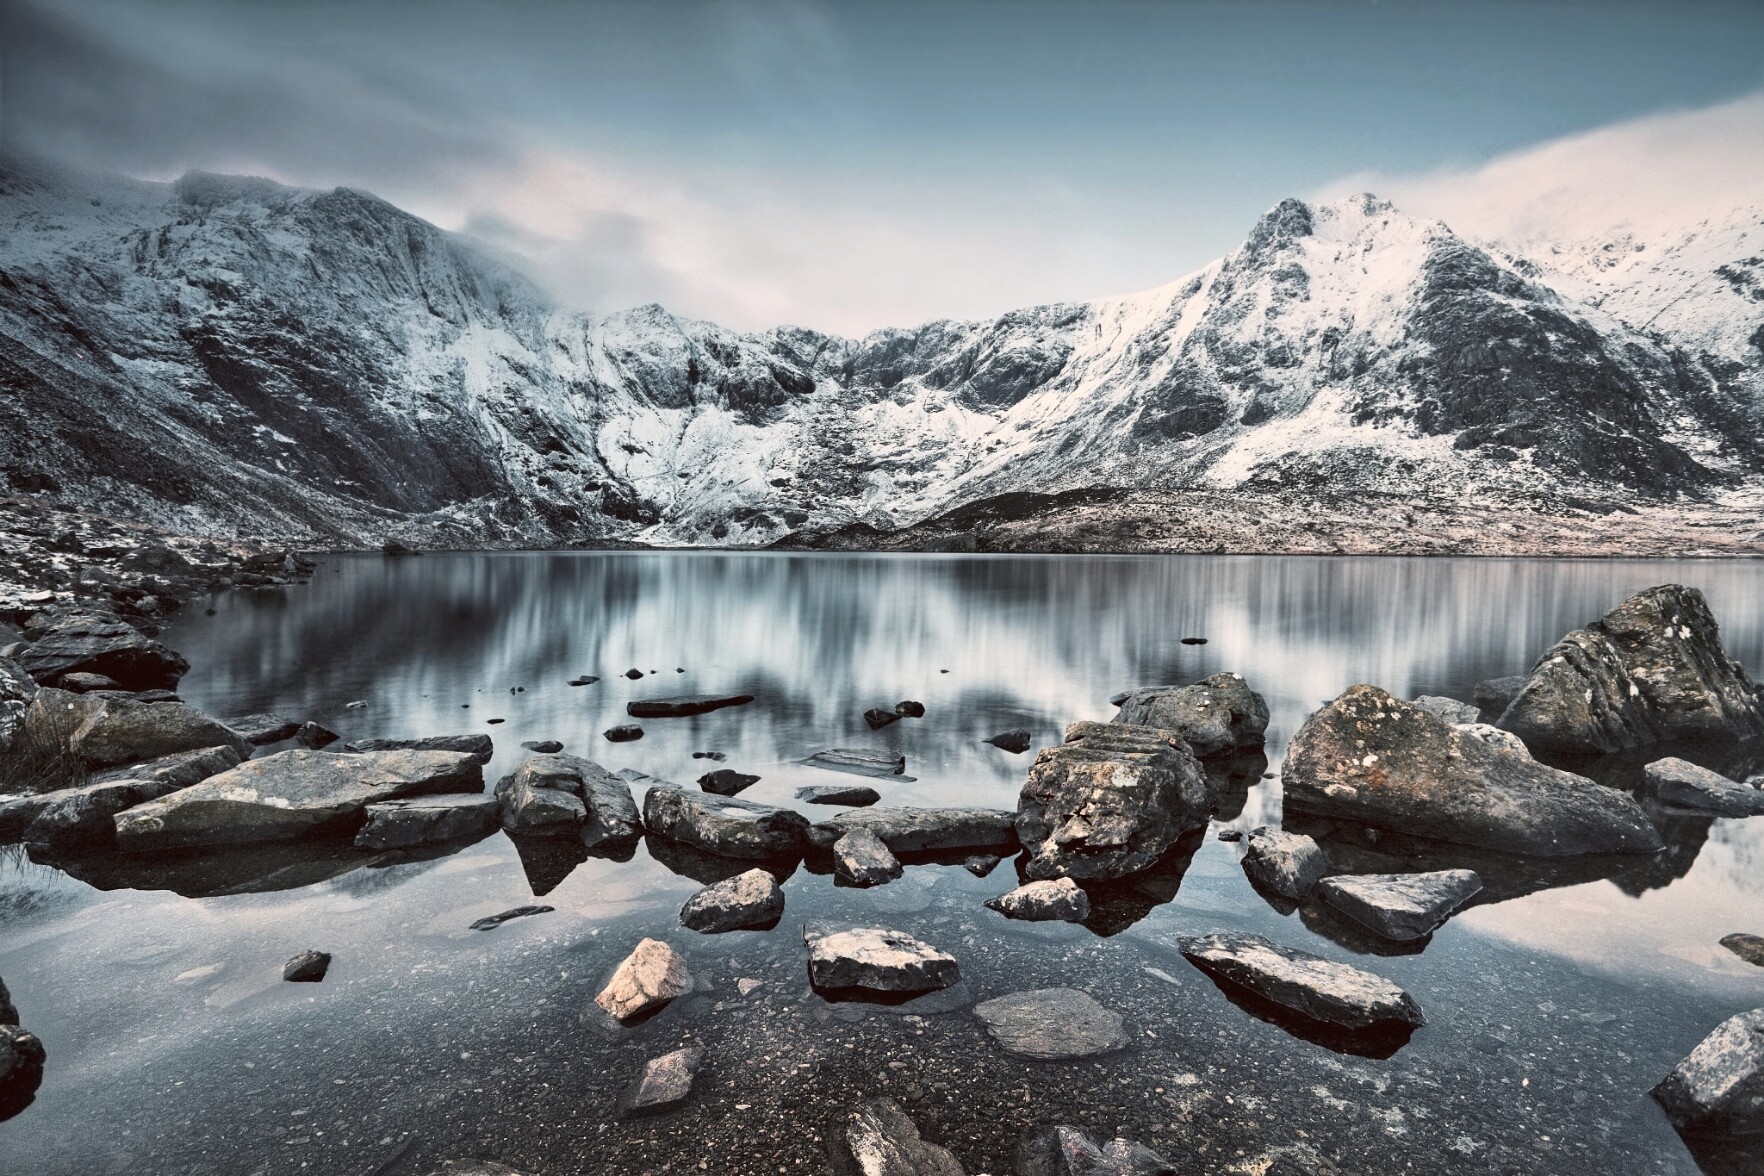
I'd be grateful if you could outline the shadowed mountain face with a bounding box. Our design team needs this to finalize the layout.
[0,160,1757,547]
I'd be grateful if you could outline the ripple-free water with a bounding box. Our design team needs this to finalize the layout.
[2,552,1762,1174]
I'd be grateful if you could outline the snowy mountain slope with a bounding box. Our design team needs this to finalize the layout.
[0,154,1757,549]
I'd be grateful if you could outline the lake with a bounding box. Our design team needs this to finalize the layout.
[2,551,1762,1174]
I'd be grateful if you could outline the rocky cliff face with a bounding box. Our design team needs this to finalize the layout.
[0,157,1757,549]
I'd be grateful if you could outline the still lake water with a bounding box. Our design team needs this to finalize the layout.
[3,552,1763,1174]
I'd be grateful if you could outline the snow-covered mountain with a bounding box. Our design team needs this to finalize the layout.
[0,154,1757,548]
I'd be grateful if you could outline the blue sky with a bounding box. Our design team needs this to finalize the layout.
[6,0,1762,331]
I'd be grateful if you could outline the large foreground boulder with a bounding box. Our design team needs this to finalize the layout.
[1283,686,1663,857]
[807,807,1019,855]
[1497,585,1764,755]
[114,748,483,851]
[1178,932,1425,1030]
[643,787,809,859]
[1016,721,1215,880]
[1651,1007,1764,1138]
[1111,673,1269,757]
[16,610,188,690]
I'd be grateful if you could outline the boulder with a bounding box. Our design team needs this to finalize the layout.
[804,924,959,994]
[986,729,1033,754]
[283,950,331,982]
[356,793,501,849]
[596,938,693,1021]
[796,784,881,807]
[831,1097,965,1176]
[114,748,483,851]
[23,689,248,770]
[806,748,907,777]
[499,775,586,835]
[1314,870,1483,942]
[1651,1007,1764,1137]
[90,744,243,793]
[1282,686,1664,857]
[864,708,901,730]
[984,878,1091,922]
[16,611,188,690]
[895,701,925,718]
[834,829,903,887]
[22,792,118,851]
[808,807,1018,855]
[1644,757,1764,817]
[604,724,644,742]
[1177,932,1425,1030]
[0,1023,46,1114]
[619,1045,703,1116]
[678,868,785,933]
[1,744,241,841]
[1241,827,1329,901]
[643,787,809,859]
[1016,722,1215,880]
[1016,1125,1176,1176]
[972,988,1129,1060]
[1411,696,1480,725]
[226,713,301,745]
[698,768,760,796]
[626,694,754,718]
[343,734,495,764]
[1473,675,1527,719]
[1720,934,1764,967]
[1497,585,1764,755]
[296,721,340,749]
[1111,673,1269,757]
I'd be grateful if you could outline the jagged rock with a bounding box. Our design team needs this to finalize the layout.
[1112,673,1269,757]
[963,854,1001,877]
[1314,870,1483,942]
[985,878,1091,922]
[806,748,907,777]
[1016,1125,1177,1175]
[643,787,810,859]
[226,713,301,745]
[1474,675,1527,719]
[596,938,693,1021]
[796,784,881,807]
[1016,721,1215,880]
[627,694,754,718]
[1241,827,1330,901]
[865,708,901,730]
[1283,685,1664,857]
[1720,934,1764,967]
[698,768,760,796]
[499,776,586,835]
[16,611,188,690]
[834,829,903,887]
[343,734,495,764]
[808,807,1019,855]
[894,701,925,718]
[114,748,483,851]
[831,1096,965,1176]
[1411,695,1480,725]
[1498,586,1764,755]
[0,1023,46,1113]
[679,868,785,932]
[619,1045,703,1116]
[986,729,1033,754]
[972,988,1129,1059]
[1644,757,1764,817]
[1651,1007,1764,1137]
[356,793,500,849]
[1177,932,1425,1030]
[804,924,959,994]
[470,905,553,930]
[283,950,331,982]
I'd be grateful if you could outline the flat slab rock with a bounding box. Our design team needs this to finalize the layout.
[806,748,909,778]
[797,784,881,807]
[643,786,809,859]
[0,744,243,841]
[1651,1007,1764,1137]
[972,988,1129,1059]
[1644,757,1764,817]
[831,1096,966,1176]
[619,1045,703,1116]
[984,878,1091,923]
[596,938,694,1021]
[679,868,785,933]
[1178,932,1425,1030]
[1315,869,1483,942]
[809,807,1018,854]
[343,734,495,764]
[804,924,959,994]
[356,793,500,850]
[626,694,754,718]
[1111,672,1269,757]
[1016,1125,1177,1176]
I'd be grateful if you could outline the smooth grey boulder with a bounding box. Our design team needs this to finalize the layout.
[356,793,501,849]
[16,611,187,690]
[225,713,302,745]
[1283,686,1664,857]
[595,938,694,1021]
[0,744,241,842]
[984,878,1091,922]
[1314,869,1483,942]
[1651,1007,1764,1137]
[1178,932,1425,1030]
[808,807,1018,855]
[806,748,907,777]
[627,693,753,718]
[678,867,785,932]
[1016,1125,1177,1176]
[831,1096,965,1176]
[114,748,483,851]
[804,924,959,994]
[619,1045,703,1116]
[1016,721,1215,880]
[1411,695,1480,725]
[343,734,494,764]
[643,787,809,859]
[972,988,1129,1059]
[1112,673,1269,757]
[834,829,903,887]
[796,784,881,807]
[1241,826,1329,901]
[1498,585,1764,755]
[283,950,331,982]
[1644,757,1764,817]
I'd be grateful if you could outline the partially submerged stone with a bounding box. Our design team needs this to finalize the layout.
[806,748,907,778]
[1016,1125,1177,1176]
[984,878,1091,923]
[343,734,494,764]
[1178,932,1425,1031]
[679,868,785,933]
[972,988,1129,1060]
[809,807,1018,855]
[864,707,901,730]
[1112,673,1269,757]
[643,787,810,859]
[596,938,693,1021]
[831,1096,966,1175]
[356,793,500,850]
[626,694,754,718]
[619,1045,703,1117]
[986,729,1033,754]
[1240,826,1329,901]
[1720,933,1764,968]
[804,924,958,994]
[496,754,641,849]
[470,905,553,931]
[796,784,882,807]
[283,949,331,982]
[1651,1007,1764,1138]
[227,713,301,745]
[834,829,903,887]
[1644,757,1764,817]
[697,768,760,796]
[1314,869,1483,942]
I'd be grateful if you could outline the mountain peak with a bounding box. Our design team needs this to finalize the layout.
[1245,197,1315,253]
[173,170,299,209]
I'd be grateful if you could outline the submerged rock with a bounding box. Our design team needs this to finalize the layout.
[864,707,901,730]
[808,807,1019,855]
[1016,721,1215,880]
[643,787,810,859]
[343,734,495,764]
[283,950,331,982]
[596,938,693,1021]
[296,721,340,749]
[1241,826,1329,901]
[356,793,500,850]
[1497,585,1764,755]
[796,784,881,807]
[984,878,1091,922]
[972,988,1129,1059]
[1651,1007,1764,1137]
[806,748,908,777]
[986,729,1033,754]
[679,868,785,933]
[1314,870,1483,942]
[627,694,754,718]
[804,924,959,994]
[697,768,760,796]
[1282,686,1663,857]
[470,905,553,930]
[1112,673,1269,757]
[1644,757,1764,817]
[604,724,644,743]
[1016,1125,1177,1176]
[894,701,925,718]
[831,1096,966,1176]
[1177,932,1425,1030]
[834,829,903,887]
[619,1045,703,1117]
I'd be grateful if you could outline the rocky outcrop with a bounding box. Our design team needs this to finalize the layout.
[1016,1125,1176,1176]
[678,868,785,933]
[643,787,809,859]
[356,793,501,849]
[1240,826,1330,901]
[1314,870,1483,942]
[343,734,494,764]
[972,988,1129,1059]
[1112,673,1269,757]
[1497,586,1764,755]
[1178,932,1425,1030]
[1651,1007,1764,1137]
[984,878,1091,922]
[804,924,959,994]
[807,807,1018,855]
[831,1097,966,1176]
[834,829,904,888]
[113,748,483,851]
[1283,686,1663,857]
[1016,721,1215,880]
[595,939,693,1021]
[1643,757,1764,817]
